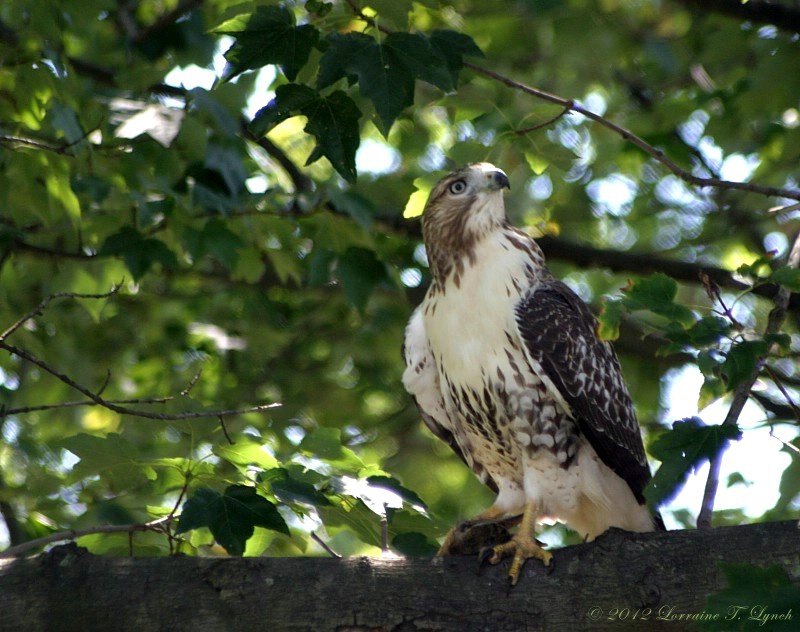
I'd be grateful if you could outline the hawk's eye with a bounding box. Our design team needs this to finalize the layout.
[448,179,467,195]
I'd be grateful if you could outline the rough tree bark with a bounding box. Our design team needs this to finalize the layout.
[0,521,798,631]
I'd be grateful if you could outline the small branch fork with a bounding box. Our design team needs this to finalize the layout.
[0,516,174,559]
[695,231,800,528]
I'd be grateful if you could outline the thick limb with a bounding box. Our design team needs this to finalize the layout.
[488,500,552,585]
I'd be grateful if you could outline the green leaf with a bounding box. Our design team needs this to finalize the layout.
[645,417,742,508]
[597,298,624,340]
[251,84,361,182]
[99,226,179,280]
[176,485,289,555]
[299,427,365,473]
[317,31,453,133]
[700,564,799,631]
[215,6,319,81]
[183,218,244,269]
[721,340,769,391]
[62,433,156,489]
[429,29,484,85]
[659,315,731,355]
[262,467,332,506]
[391,532,438,556]
[316,499,380,548]
[336,247,387,312]
[213,438,279,470]
[770,265,800,292]
[49,100,85,145]
[623,273,695,325]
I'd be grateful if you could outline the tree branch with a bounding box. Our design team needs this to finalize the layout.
[673,0,800,34]
[0,516,174,559]
[536,235,800,309]
[0,290,281,423]
[0,288,120,341]
[463,61,800,202]
[696,229,800,528]
[0,340,280,421]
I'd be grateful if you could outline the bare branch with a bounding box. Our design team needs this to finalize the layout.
[463,61,800,202]
[0,516,174,559]
[0,134,76,156]
[696,229,800,528]
[1,290,281,422]
[342,0,800,202]
[1,340,280,421]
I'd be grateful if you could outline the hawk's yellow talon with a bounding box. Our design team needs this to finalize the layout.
[488,532,552,585]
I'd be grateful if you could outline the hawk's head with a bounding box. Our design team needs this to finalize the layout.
[421,162,510,282]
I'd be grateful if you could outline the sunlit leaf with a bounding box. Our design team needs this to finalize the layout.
[251,84,361,182]
[366,475,427,510]
[261,467,332,506]
[597,298,624,340]
[214,438,279,470]
[299,427,365,473]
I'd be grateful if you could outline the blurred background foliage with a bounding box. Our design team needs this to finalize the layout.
[1,0,799,558]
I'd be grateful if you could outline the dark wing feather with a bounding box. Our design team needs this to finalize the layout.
[515,280,651,503]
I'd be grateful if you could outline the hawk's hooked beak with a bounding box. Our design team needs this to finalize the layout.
[487,169,510,191]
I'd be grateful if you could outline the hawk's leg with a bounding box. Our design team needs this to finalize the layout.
[487,500,552,585]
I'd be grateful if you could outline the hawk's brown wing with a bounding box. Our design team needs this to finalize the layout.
[515,280,652,504]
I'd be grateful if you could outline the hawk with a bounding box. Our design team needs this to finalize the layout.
[402,163,659,583]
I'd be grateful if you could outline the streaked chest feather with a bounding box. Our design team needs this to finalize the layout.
[422,233,580,474]
[424,235,535,382]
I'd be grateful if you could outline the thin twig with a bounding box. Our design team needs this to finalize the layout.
[0,134,75,155]
[0,341,280,421]
[181,370,202,396]
[218,416,234,444]
[0,287,120,341]
[696,229,800,528]
[763,365,800,422]
[310,531,342,559]
[514,104,573,135]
